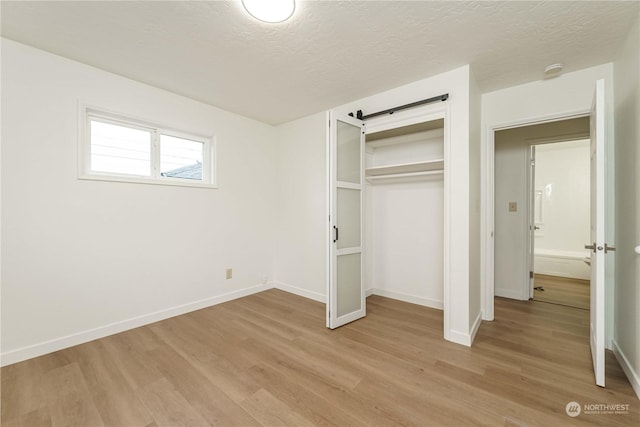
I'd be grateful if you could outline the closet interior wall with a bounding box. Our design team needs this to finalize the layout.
[364,119,445,309]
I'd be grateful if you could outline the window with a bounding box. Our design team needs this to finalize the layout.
[80,108,216,188]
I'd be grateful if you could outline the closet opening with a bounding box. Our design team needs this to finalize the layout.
[327,106,450,337]
[364,118,445,312]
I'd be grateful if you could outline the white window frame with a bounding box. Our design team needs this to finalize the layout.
[78,105,217,189]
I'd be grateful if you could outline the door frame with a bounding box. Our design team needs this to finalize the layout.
[528,144,536,301]
[482,109,590,321]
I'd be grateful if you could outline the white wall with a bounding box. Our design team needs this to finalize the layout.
[613,11,640,399]
[468,67,482,335]
[535,140,590,255]
[534,140,591,280]
[369,179,444,307]
[482,63,614,332]
[366,130,445,309]
[1,39,278,365]
[273,112,327,302]
[0,36,3,372]
[494,135,529,300]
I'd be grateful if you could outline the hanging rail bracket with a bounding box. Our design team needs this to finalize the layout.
[350,93,449,121]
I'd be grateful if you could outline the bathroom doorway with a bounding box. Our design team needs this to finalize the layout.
[530,139,591,309]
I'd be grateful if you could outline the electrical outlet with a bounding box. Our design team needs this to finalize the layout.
[225,268,233,279]
[509,202,517,212]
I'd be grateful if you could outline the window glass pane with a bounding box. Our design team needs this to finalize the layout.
[337,119,361,184]
[90,120,151,176]
[337,188,360,249]
[337,253,361,317]
[160,135,204,181]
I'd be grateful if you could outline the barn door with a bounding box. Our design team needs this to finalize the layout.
[327,112,366,329]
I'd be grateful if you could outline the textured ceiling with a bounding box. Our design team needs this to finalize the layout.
[2,1,638,125]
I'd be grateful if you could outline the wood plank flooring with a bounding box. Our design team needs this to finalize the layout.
[2,289,639,426]
[534,274,590,309]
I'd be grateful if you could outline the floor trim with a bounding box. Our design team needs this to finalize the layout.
[495,287,526,300]
[272,281,325,303]
[470,310,483,344]
[1,283,271,367]
[613,340,640,400]
[371,288,443,310]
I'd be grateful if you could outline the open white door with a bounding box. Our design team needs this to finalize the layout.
[587,79,606,387]
[327,111,366,329]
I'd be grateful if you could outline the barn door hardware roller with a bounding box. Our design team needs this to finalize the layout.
[349,93,449,121]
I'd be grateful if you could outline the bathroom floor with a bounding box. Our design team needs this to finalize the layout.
[533,274,590,310]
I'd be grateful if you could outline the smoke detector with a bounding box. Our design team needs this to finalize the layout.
[544,63,564,76]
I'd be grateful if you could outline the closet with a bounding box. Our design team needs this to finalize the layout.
[365,119,445,309]
[327,108,448,329]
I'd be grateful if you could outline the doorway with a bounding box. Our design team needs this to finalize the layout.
[493,117,590,303]
[530,140,591,310]
[487,78,610,388]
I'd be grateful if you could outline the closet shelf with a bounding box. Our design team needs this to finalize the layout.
[365,159,444,177]
[366,170,443,184]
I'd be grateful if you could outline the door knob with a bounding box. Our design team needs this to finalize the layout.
[605,244,616,253]
[585,243,596,253]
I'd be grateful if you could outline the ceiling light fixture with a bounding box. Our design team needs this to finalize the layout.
[242,0,296,23]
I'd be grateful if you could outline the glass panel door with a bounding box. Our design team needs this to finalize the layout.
[328,112,365,328]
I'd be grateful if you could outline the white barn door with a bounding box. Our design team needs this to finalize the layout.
[327,112,366,329]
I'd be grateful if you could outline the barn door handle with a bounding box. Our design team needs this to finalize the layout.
[333,226,339,243]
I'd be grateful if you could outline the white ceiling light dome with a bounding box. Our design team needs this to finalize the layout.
[242,0,296,23]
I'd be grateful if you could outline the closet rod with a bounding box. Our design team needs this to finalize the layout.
[350,93,449,121]
[366,170,444,181]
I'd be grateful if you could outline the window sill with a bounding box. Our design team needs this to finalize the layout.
[78,173,218,189]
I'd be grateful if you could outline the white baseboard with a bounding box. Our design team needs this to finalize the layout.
[469,311,483,344]
[365,288,374,297]
[443,311,482,348]
[446,329,472,347]
[0,283,271,367]
[495,288,527,300]
[370,288,443,310]
[612,340,640,400]
[272,281,325,303]
[534,252,590,280]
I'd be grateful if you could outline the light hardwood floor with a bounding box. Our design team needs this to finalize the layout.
[2,289,638,426]
[533,274,590,310]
